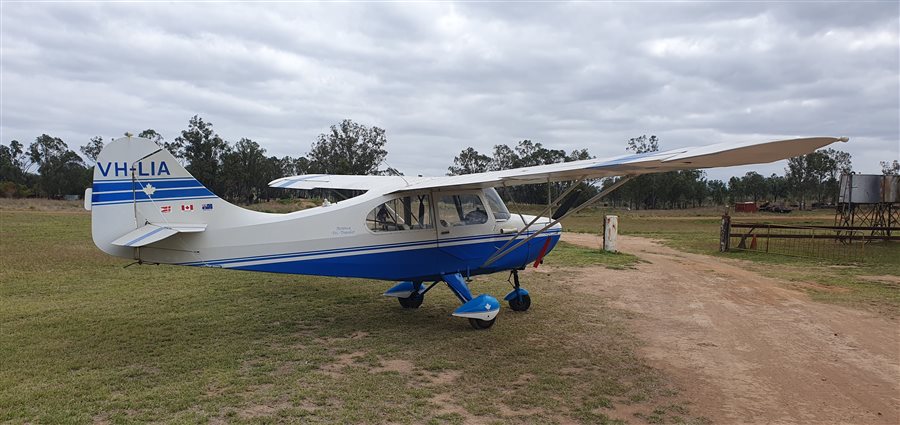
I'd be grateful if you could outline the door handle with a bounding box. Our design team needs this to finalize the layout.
[441,230,450,235]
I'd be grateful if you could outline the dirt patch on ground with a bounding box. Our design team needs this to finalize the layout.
[318,351,365,378]
[237,400,292,420]
[314,330,369,345]
[429,392,484,423]
[424,369,461,386]
[370,358,415,374]
[562,233,899,425]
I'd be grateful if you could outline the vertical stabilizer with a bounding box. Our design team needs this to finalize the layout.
[89,136,221,258]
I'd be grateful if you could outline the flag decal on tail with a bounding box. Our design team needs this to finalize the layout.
[181,204,194,212]
[160,205,171,213]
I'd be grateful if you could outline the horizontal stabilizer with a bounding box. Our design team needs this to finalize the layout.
[111,223,207,247]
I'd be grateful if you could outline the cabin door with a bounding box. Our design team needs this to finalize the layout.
[434,191,495,262]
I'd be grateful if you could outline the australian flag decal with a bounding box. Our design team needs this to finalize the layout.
[202,203,213,211]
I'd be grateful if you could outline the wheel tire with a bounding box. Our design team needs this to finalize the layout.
[468,317,496,330]
[398,293,424,309]
[508,294,531,312]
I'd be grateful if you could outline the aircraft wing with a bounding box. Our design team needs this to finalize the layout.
[111,223,207,247]
[269,174,414,191]
[386,136,847,193]
[269,137,846,194]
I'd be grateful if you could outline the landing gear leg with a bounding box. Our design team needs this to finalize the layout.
[505,270,531,312]
[443,273,500,330]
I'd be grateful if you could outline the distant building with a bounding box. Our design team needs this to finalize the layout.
[734,202,758,213]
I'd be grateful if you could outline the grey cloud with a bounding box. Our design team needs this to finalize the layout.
[1,1,896,181]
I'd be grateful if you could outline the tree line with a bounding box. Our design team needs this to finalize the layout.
[448,139,597,205]
[0,116,394,202]
[1,117,891,209]
[448,134,868,210]
[0,135,91,198]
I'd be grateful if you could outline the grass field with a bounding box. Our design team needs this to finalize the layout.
[1,204,702,424]
[2,200,896,423]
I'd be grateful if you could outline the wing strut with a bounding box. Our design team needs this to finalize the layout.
[488,178,586,263]
[481,175,635,268]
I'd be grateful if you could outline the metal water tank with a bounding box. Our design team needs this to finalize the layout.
[882,175,899,203]
[839,174,899,203]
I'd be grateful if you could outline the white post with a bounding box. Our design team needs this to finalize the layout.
[603,215,618,252]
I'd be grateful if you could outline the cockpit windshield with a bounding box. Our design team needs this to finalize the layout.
[484,188,511,220]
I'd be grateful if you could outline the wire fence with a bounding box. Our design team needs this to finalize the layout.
[721,218,899,263]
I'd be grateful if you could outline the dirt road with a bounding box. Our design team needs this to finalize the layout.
[562,233,899,425]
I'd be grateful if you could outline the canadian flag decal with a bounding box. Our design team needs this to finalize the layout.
[181,204,194,212]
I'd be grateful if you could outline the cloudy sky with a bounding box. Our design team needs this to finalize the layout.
[2,1,898,180]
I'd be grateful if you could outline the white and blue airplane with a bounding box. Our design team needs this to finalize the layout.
[87,135,846,329]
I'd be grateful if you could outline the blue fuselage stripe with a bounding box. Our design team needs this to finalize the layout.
[224,233,562,281]
[179,229,561,267]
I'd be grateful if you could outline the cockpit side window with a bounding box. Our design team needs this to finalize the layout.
[484,188,511,220]
[366,194,433,232]
[437,194,489,227]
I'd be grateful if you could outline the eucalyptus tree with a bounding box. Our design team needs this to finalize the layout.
[177,116,229,195]
[308,119,389,175]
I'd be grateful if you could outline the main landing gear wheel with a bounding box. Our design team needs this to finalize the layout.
[398,293,424,309]
[468,317,496,330]
[508,294,531,312]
